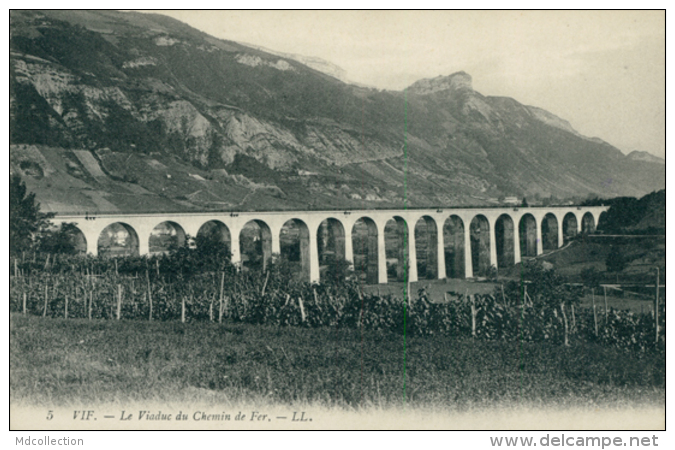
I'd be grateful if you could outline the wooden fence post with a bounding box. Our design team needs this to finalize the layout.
[561,302,569,346]
[655,267,660,345]
[116,284,122,320]
[592,288,598,337]
[218,271,225,323]
[146,270,153,322]
[261,270,270,297]
[603,286,608,323]
[298,295,306,323]
[470,295,477,338]
[181,296,186,323]
[43,282,49,318]
[313,288,320,310]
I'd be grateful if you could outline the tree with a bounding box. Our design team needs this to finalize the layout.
[158,232,234,281]
[9,174,53,256]
[193,230,232,272]
[515,260,582,309]
[37,222,81,255]
[605,245,628,276]
[580,267,602,292]
[322,257,354,286]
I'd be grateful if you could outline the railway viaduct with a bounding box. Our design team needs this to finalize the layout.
[51,206,608,284]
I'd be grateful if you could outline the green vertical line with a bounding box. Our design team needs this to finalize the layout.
[520,262,525,402]
[403,89,408,408]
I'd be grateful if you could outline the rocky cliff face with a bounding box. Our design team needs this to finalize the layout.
[9,10,665,213]
[407,71,474,95]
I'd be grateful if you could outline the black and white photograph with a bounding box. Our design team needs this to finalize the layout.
[8,9,666,436]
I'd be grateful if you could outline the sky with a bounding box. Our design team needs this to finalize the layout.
[152,10,665,159]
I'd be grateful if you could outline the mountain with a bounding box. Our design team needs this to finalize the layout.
[9,10,666,214]
[627,150,665,165]
[239,42,352,84]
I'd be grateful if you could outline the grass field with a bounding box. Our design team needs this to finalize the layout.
[10,314,664,413]
[362,279,498,300]
[578,292,655,313]
[364,279,654,313]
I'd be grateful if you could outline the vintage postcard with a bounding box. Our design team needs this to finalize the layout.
[8,9,665,438]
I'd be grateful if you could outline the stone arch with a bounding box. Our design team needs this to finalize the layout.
[582,212,596,234]
[415,216,438,280]
[317,218,346,283]
[385,216,409,282]
[240,219,272,272]
[495,214,515,268]
[352,217,379,284]
[149,221,187,254]
[443,215,465,278]
[280,218,311,282]
[196,220,231,254]
[470,215,491,277]
[562,213,578,244]
[519,214,537,258]
[541,213,559,251]
[98,222,139,257]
